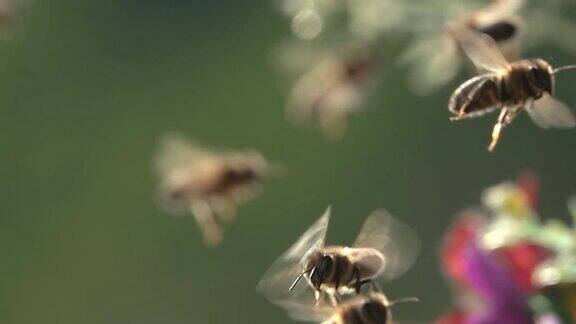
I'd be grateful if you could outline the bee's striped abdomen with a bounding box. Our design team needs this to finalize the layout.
[339,308,365,324]
[476,21,518,43]
[449,75,502,118]
[333,300,389,324]
[212,167,259,194]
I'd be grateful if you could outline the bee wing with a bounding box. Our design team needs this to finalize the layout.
[449,25,510,72]
[272,40,341,79]
[155,133,217,175]
[257,207,331,300]
[344,247,386,280]
[485,0,525,16]
[154,134,222,212]
[400,35,460,95]
[352,209,420,281]
[274,297,335,322]
[527,93,576,129]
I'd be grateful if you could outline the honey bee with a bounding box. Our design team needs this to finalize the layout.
[257,207,419,307]
[401,0,525,94]
[459,0,525,57]
[274,291,418,324]
[286,44,380,139]
[155,134,273,246]
[448,27,576,152]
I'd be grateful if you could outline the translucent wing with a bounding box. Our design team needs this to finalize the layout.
[345,247,386,279]
[257,207,331,301]
[527,93,576,129]
[400,35,460,95]
[274,296,334,322]
[490,0,525,15]
[448,25,510,72]
[353,209,420,281]
[448,74,501,118]
[271,40,343,79]
[154,134,221,213]
[154,133,217,176]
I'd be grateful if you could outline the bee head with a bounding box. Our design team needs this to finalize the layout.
[290,252,333,292]
[304,252,333,288]
[526,59,554,95]
[361,298,389,323]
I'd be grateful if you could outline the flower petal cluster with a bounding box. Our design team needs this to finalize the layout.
[437,173,576,324]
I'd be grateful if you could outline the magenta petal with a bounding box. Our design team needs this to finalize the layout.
[464,244,535,324]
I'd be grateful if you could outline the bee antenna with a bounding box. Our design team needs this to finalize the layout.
[389,297,420,307]
[289,268,313,292]
[553,65,576,74]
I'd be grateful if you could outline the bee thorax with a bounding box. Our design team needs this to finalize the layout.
[501,60,554,104]
[305,251,357,290]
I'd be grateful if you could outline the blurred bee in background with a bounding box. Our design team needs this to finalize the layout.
[274,291,418,323]
[400,0,525,95]
[257,207,419,308]
[458,0,525,59]
[284,43,381,139]
[155,134,274,246]
[274,0,405,139]
[448,27,576,152]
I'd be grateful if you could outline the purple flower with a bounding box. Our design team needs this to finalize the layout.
[465,244,535,324]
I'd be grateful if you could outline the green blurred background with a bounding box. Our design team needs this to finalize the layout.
[1,0,576,323]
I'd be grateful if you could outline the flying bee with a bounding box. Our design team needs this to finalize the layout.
[286,43,380,139]
[400,0,525,94]
[274,291,419,323]
[155,134,274,246]
[257,207,419,308]
[458,0,525,59]
[448,27,576,152]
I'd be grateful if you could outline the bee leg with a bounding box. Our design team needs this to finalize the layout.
[320,110,348,140]
[367,280,381,292]
[488,108,510,152]
[190,200,223,246]
[209,196,237,223]
[362,280,381,292]
[314,289,324,307]
[449,113,466,121]
[328,293,341,306]
[353,268,362,294]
